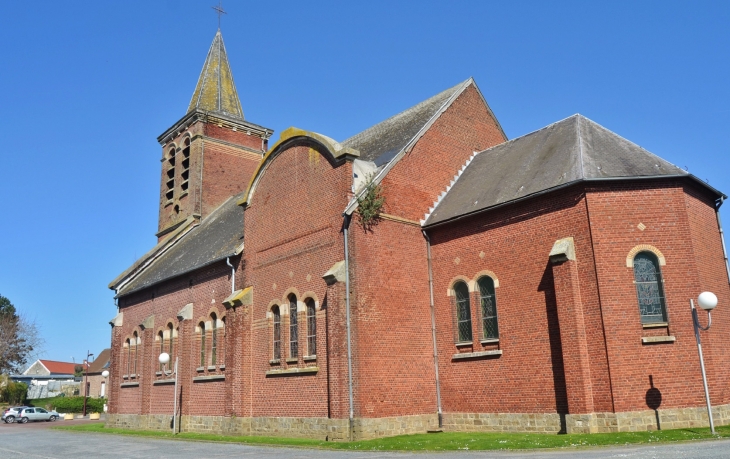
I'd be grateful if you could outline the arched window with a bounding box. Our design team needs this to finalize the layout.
[633,251,667,324]
[477,276,499,340]
[289,295,298,359]
[306,298,316,356]
[165,148,176,201]
[158,331,164,372]
[272,306,281,360]
[125,338,131,376]
[454,281,472,342]
[181,138,190,192]
[199,322,206,367]
[132,331,139,376]
[168,323,174,357]
[211,313,218,366]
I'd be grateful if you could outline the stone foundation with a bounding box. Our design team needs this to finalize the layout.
[106,413,434,441]
[106,405,730,439]
[444,403,730,434]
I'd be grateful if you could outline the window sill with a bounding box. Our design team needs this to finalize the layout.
[642,336,676,344]
[303,355,316,361]
[120,382,139,388]
[196,367,205,372]
[155,371,162,376]
[269,359,280,365]
[180,191,189,199]
[480,338,499,344]
[153,379,175,385]
[643,322,668,329]
[164,200,173,207]
[452,350,503,360]
[266,366,319,377]
[193,374,225,382]
[219,365,225,370]
[130,374,137,379]
[122,375,129,380]
[207,365,217,371]
[455,342,472,347]
[285,358,298,363]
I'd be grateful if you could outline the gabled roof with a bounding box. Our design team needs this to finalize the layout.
[425,114,724,226]
[114,192,245,297]
[188,30,244,120]
[87,349,111,374]
[343,78,504,215]
[342,80,469,166]
[38,360,76,375]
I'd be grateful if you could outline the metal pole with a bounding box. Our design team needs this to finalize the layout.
[343,218,354,439]
[172,357,179,435]
[691,299,715,434]
[82,351,90,417]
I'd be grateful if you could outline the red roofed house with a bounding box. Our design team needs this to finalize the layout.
[23,359,77,376]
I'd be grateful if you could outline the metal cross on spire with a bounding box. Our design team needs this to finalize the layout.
[212,1,227,29]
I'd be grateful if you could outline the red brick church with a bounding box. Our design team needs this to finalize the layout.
[106,30,730,439]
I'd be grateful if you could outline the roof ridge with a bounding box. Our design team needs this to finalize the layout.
[421,150,480,225]
[578,115,686,173]
[475,114,581,157]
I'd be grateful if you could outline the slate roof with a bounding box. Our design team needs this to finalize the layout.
[342,80,469,166]
[116,192,245,296]
[87,349,111,374]
[425,114,722,226]
[38,360,77,375]
[187,30,244,120]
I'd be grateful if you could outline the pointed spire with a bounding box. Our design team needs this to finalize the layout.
[188,30,244,120]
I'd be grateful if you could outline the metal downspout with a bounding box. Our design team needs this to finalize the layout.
[226,257,235,294]
[422,230,443,428]
[715,197,730,285]
[343,214,355,438]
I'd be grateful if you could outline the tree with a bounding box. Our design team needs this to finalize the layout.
[0,294,43,374]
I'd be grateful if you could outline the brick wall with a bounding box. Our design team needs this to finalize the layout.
[243,140,351,419]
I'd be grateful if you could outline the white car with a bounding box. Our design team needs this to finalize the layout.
[18,407,59,423]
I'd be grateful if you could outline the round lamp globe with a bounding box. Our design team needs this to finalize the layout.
[101,370,109,378]
[159,352,170,365]
[698,292,718,311]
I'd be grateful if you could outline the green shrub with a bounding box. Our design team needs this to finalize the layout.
[0,381,27,405]
[30,396,104,413]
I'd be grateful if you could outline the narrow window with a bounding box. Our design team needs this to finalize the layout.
[168,323,174,357]
[165,148,175,201]
[289,295,298,359]
[125,339,131,376]
[132,332,138,376]
[454,281,472,342]
[158,331,164,372]
[199,322,206,367]
[272,306,281,360]
[633,252,667,324]
[181,138,190,192]
[211,313,218,366]
[478,276,499,340]
[306,299,316,356]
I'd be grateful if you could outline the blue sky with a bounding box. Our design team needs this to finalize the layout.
[0,1,728,366]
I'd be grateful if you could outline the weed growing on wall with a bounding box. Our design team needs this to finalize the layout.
[356,177,385,231]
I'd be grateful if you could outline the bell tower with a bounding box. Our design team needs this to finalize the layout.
[155,30,273,241]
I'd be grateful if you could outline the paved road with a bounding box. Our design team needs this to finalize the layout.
[2,421,730,458]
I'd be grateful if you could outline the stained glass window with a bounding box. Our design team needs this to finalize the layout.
[289,295,298,359]
[306,299,316,356]
[199,322,206,367]
[211,313,218,366]
[633,252,667,324]
[478,276,499,340]
[454,281,472,342]
[272,306,281,360]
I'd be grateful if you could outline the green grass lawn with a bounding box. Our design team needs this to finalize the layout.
[55,422,730,451]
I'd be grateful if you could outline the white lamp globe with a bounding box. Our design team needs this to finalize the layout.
[698,292,718,311]
[159,352,170,365]
[101,370,109,378]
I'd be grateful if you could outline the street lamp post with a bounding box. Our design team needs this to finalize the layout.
[691,291,718,435]
[82,351,94,417]
[159,352,178,434]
